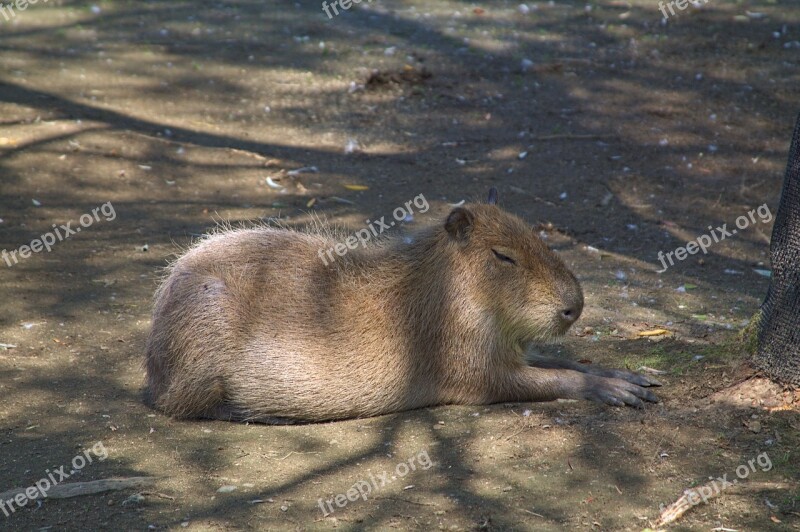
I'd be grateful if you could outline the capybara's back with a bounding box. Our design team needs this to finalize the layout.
[145,190,659,423]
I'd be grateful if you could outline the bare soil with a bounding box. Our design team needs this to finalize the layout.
[1,1,799,530]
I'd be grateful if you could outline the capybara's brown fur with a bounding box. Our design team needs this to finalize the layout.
[145,190,659,423]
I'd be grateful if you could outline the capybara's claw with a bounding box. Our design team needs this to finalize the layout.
[583,376,659,408]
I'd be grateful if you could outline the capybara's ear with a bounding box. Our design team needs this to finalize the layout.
[487,187,498,205]
[445,207,475,243]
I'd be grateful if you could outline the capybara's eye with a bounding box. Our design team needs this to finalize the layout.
[492,249,516,265]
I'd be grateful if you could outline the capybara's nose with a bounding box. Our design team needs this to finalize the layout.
[560,307,580,324]
[559,295,583,327]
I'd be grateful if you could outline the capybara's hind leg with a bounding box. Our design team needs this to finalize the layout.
[158,374,227,419]
[146,273,234,419]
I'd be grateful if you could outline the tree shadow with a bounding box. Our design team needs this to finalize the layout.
[0,0,797,529]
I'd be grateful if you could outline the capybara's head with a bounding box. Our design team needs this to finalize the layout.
[444,188,583,345]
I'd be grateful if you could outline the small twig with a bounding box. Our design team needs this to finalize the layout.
[228,147,267,161]
[503,418,539,441]
[508,186,556,207]
[0,477,159,501]
[637,366,669,375]
[262,450,322,460]
[374,496,437,507]
[140,491,175,501]
[522,509,545,517]
[273,451,321,460]
[532,134,616,141]
[651,438,665,466]
[655,480,794,527]
[656,481,724,526]
[753,226,771,245]
[328,196,355,205]
[503,427,530,441]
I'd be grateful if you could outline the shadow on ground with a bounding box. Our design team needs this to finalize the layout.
[0,0,798,529]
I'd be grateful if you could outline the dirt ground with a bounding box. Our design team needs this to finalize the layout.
[1,0,799,530]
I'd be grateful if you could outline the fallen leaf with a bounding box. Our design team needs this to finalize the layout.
[638,329,670,337]
[344,184,369,191]
[767,404,793,412]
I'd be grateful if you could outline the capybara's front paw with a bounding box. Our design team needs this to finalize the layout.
[582,375,660,408]
[595,367,662,388]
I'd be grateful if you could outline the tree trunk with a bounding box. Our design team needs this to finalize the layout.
[754,113,800,386]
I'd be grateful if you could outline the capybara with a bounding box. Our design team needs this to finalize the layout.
[145,188,660,423]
